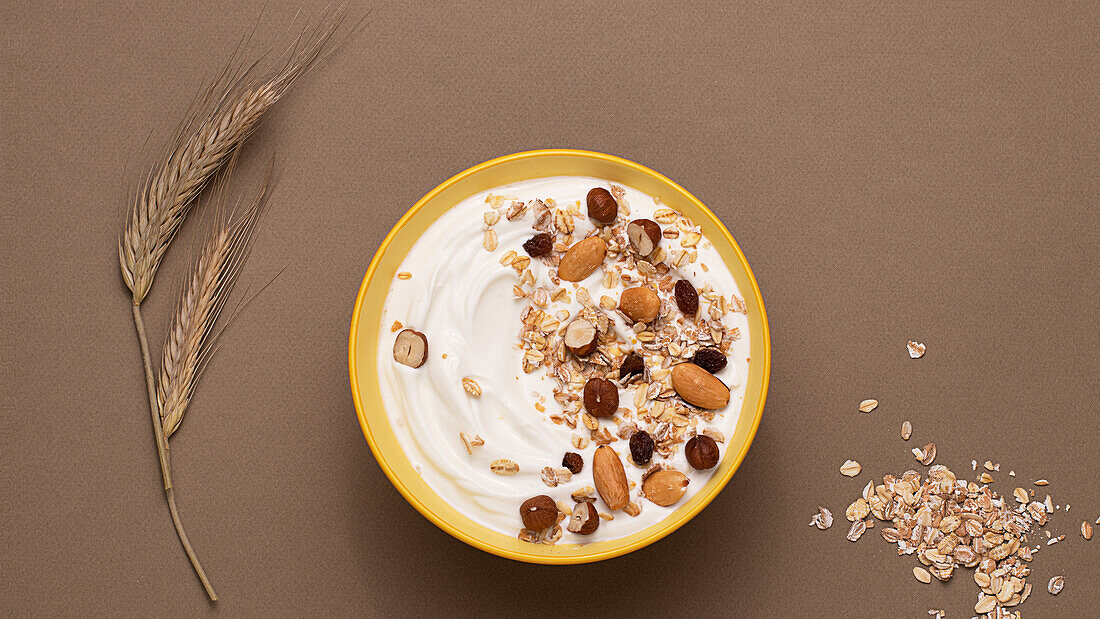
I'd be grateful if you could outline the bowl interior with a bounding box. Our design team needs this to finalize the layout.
[349,149,770,563]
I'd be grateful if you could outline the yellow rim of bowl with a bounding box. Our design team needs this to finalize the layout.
[349,149,770,563]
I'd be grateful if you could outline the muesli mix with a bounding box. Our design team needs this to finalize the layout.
[393,184,744,542]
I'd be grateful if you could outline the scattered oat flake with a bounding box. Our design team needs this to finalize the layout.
[397,271,412,280]
[1009,470,1015,476]
[390,320,403,332]
[927,610,945,619]
[913,566,932,584]
[901,420,912,440]
[907,340,926,358]
[461,377,482,397]
[1081,521,1093,540]
[979,472,994,483]
[972,459,977,470]
[809,506,833,530]
[846,519,867,541]
[1034,479,1049,486]
[858,399,879,413]
[983,460,995,471]
[1048,575,1064,595]
[840,460,861,477]
[489,459,519,475]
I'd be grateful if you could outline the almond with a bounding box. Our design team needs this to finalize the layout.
[627,219,661,255]
[586,187,618,224]
[563,318,597,356]
[392,329,428,368]
[619,286,661,323]
[641,469,689,507]
[592,445,630,510]
[557,236,606,282]
[671,363,730,409]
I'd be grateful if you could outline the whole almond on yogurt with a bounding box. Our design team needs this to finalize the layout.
[641,469,689,507]
[563,318,598,356]
[583,377,619,418]
[558,236,606,282]
[592,446,630,510]
[671,362,730,409]
[392,329,428,368]
[567,501,600,535]
[619,286,661,323]
[586,187,618,225]
[627,219,661,255]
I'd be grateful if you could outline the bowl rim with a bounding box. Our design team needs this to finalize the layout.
[349,148,770,563]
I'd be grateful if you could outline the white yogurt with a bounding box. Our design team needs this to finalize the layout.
[376,177,750,542]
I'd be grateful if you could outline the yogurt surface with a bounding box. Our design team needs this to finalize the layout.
[376,176,750,542]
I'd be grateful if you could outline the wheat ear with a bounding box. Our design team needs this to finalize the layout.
[158,165,271,439]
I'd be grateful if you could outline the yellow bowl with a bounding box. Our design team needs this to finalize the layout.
[349,149,770,563]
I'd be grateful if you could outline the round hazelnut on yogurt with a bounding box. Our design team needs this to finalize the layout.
[392,329,428,368]
[685,434,720,470]
[619,286,661,323]
[586,187,618,225]
[520,495,559,531]
[567,501,600,535]
[583,377,618,418]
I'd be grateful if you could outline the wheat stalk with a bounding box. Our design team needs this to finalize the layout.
[159,165,271,440]
[117,5,350,602]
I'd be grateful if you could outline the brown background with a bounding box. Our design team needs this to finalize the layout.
[3,1,1097,617]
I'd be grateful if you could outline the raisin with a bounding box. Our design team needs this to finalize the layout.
[562,452,584,474]
[522,233,554,257]
[629,430,655,465]
[692,348,727,374]
[674,279,699,315]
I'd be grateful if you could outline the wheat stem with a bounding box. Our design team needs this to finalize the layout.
[132,303,218,601]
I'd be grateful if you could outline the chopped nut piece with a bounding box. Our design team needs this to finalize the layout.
[858,399,879,413]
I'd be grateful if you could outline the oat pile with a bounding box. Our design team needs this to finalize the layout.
[810,343,1095,618]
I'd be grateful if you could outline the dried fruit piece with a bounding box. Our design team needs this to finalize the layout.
[557,236,606,282]
[586,187,618,224]
[907,340,926,358]
[619,286,661,323]
[840,460,861,477]
[626,218,661,255]
[490,459,519,475]
[629,430,655,465]
[393,329,428,368]
[583,378,619,418]
[562,452,583,474]
[671,363,730,409]
[461,377,481,397]
[858,399,879,413]
[567,501,599,534]
[685,434,720,470]
[641,469,689,506]
[592,446,630,510]
[520,495,559,530]
[563,318,598,356]
[522,233,554,257]
[619,351,644,380]
[691,348,727,374]
[901,420,912,440]
[673,279,699,315]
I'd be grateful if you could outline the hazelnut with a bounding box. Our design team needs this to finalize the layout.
[626,219,661,255]
[522,233,553,257]
[619,351,645,380]
[685,434,720,470]
[586,187,618,225]
[619,286,661,323]
[674,279,699,316]
[392,329,428,368]
[583,377,618,418]
[563,318,598,357]
[692,348,727,374]
[567,501,600,535]
[629,430,655,465]
[562,452,584,474]
[519,495,559,530]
